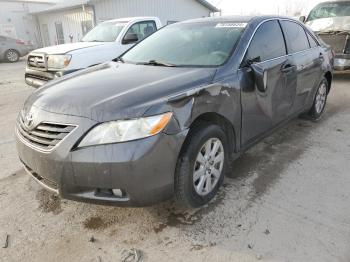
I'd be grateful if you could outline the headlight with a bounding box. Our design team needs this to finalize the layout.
[47,54,71,69]
[78,112,173,148]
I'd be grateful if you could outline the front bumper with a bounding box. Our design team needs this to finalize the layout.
[334,54,350,70]
[16,109,188,206]
[25,68,76,88]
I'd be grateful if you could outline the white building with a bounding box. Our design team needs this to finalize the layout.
[32,0,219,47]
[0,0,54,47]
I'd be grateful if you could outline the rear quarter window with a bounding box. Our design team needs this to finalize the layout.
[306,32,318,48]
[281,21,310,53]
[246,20,286,62]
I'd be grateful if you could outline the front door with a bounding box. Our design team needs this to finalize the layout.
[239,20,297,146]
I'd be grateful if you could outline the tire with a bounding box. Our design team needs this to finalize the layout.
[5,49,20,63]
[306,77,329,121]
[175,122,229,208]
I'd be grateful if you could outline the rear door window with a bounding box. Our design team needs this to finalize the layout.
[246,20,286,63]
[281,21,310,53]
[306,32,318,48]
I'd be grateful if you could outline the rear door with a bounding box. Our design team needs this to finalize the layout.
[239,19,297,146]
[280,20,322,114]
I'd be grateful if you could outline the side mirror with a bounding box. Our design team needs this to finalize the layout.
[242,56,261,68]
[250,64,267,93]
[299,16,306,23]
[122,33,138,45]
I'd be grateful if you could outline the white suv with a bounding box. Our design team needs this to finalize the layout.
[25,17,162,88]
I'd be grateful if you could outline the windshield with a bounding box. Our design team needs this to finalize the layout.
[81,22,127,42]
[122,22,246,67]
[307,2,350,22]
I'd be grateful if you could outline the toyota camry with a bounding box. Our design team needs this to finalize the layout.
[16,16,333,208]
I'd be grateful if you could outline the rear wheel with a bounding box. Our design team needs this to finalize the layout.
[306,78,329,121]
[5,49,20,62]
[175,122,228,208]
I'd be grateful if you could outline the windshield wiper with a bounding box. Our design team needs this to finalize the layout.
[115,57,125,63]
[137,60,176,67]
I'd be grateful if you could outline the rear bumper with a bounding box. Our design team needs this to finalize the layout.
[15,110,188,206]
[334,54,350,70]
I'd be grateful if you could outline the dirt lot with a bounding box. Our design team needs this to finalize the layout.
[0,59,349,262]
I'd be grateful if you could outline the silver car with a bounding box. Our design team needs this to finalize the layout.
[0,35,32,62]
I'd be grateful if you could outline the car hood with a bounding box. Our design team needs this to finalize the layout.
[32,42,106,55]
[24,62,217,122]
[306,16,350,32]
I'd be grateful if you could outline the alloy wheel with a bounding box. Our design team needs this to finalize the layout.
[7,50,19,62]
[315,82,327,114]
[193,138,224,196]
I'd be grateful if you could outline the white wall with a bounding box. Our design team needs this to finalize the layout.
[91,0,211,25]
[37,6,94,46]
[0,1,52,47]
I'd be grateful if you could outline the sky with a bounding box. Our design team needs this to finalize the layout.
[207,0,324,16]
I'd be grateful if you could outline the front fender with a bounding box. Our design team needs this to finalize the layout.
[143,76,242,150]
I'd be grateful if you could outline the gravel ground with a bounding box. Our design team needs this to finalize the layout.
[0,59,349,262]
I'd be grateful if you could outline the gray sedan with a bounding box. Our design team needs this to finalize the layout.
[16,16,333,208]
[0,35,32,62]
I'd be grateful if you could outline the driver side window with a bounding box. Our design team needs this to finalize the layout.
[124,21,157,43]
[246,20,286,63]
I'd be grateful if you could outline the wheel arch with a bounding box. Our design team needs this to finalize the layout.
[186,112,237,157]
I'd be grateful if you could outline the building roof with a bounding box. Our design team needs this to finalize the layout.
[196,0,219,12]
[31,0,219,14]
[0,0,56,3]
[31,0,89,14]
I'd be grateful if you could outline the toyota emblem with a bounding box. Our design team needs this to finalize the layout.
[23,111,34,130]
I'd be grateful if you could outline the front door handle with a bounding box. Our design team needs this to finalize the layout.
[281,64,295,73]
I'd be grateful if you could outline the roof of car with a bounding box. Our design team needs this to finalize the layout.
[316,0,350,3]
[102,17,159,24]
[180,15,295,24]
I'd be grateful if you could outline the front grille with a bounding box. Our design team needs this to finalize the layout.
[27,53,47,70]
[318,34,349,53]
[17,116,76,151]
[25,73,52,82]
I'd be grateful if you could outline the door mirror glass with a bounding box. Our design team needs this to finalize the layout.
[299,16,306,23]
[122,33,139,45]
[242,56,261,68]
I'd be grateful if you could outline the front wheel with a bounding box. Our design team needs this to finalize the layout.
[175,122,228,208]
[306,78,329,121]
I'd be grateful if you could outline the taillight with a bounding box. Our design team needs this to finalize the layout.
[344,37,350,54]
[16,39,25,45]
